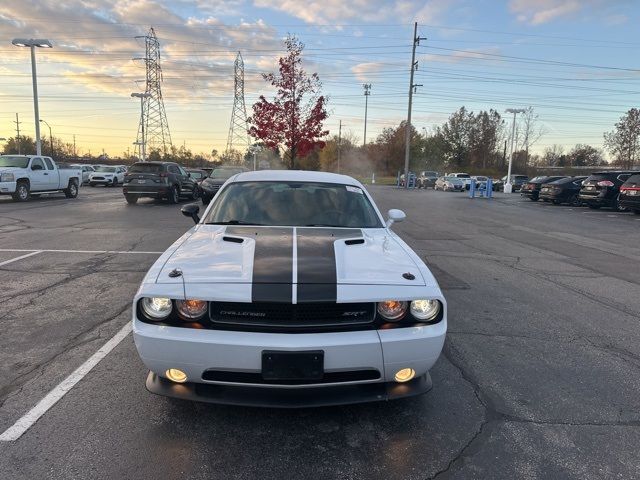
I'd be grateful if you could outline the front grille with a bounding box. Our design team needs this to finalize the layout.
[209,302,375,330]
[202,369,381,385]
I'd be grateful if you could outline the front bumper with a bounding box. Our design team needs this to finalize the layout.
[146,370,432,407]
[133,318,446,406]
[90,178,115,185]
[0,181,17,194]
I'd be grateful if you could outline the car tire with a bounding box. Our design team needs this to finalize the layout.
[551,199,561,205]
[12,181,30,202]
[530,196,538,202]
[191,187,201,200]
[168,185,179,204]
[634,209,640,215]
[89,183,96,187]
[569,194,580,207]
[64,181,79,198]
[112,178,118,187]
[125,194,138,204]
[614,195,627,212]
[587,204,600,209]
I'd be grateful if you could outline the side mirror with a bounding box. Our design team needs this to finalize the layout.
[181,203,200,224]
[386,209,406,227]
[187,172,191,178]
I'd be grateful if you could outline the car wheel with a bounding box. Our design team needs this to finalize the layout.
[551,199,561,205]
[634,209,640,215]
[89,183,96,187]
[168,185,179,204]
[112,178,118,187]
[125,194,138,204]
[12,181,30,202]
[191,187,201,200]
[64,181,79,198]
[587,204,600,209]
[569,194,580,207]
[614,195,627,212]
[530,196,538,202]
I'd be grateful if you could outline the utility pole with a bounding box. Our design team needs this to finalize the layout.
[337,120,342,173]
[14,113,21,155]
[363,84,371,146]
[504,108,526,193]
[403,22,426,189]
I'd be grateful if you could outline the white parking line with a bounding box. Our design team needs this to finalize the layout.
[0,248,161,255]
[0,251,42,267]
[0,322,132,442]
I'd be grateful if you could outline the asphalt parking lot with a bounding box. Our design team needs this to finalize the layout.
[0,185,639,479]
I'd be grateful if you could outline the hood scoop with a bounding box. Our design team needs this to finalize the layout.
[223,236,244,244]
[345,238,365,245]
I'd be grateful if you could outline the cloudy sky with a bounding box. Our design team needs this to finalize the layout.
[0,0,638,158]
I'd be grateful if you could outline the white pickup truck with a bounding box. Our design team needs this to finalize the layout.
[0,155,82,202]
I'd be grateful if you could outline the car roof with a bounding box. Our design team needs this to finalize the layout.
[232,169,362,186]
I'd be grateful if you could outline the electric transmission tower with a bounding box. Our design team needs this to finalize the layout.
[226,51,250,153]
[134,27,172,157]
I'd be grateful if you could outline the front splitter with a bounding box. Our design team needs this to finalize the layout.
[145,371,432,408]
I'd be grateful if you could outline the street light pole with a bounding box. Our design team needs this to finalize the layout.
[131,92,151,161]
[12,38,53,156]
[40,119,53,158]
[363,84,371,146]
[504,108,526,194]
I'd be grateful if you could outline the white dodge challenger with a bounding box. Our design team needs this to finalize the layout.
[132,170,446,407]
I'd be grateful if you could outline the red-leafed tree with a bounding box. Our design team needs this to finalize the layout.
[249,35,328,169]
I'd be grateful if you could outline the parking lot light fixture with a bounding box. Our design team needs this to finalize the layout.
[131,92,151,161]
[504,108,526,194]
[12,38,53,156]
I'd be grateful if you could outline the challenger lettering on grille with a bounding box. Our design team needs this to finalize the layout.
[219,310,267,317]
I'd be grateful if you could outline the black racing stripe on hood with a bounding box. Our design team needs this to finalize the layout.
[296,228,362,303]
[226,226,293,303]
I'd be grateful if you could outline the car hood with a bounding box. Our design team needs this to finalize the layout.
[154,225,427,287]
[202,178,227,186]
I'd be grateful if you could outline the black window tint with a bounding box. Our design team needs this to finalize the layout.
[43,158,54,169]
[205,181,382,228]
[31,158,45,170]
[618,174,631,182]
[624,174,640,185]
[129,163,163,174]
[168,165,179,174]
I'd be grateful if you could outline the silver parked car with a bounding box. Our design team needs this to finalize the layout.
[435,176,464,192]
[70,164,95,185]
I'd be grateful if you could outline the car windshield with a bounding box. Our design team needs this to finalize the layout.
[210,168,244,179]
[129,163,163,174]
[0,156,29,168]
[530,176,547,182]
[423,171,438,176]
[95,166,116,173]
[204,181,382,228]
[455,174,470,178]
[444,177,461,182]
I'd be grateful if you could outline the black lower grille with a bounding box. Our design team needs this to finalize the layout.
[209,301,375,330]
[202,369,381,385]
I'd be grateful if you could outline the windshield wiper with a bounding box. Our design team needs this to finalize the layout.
[205,220,264,225]
[305,223,345,227]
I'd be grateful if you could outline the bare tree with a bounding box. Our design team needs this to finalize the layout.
[514,107,546,167]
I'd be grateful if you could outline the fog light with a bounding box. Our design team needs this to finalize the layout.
[394,368,415,383]
[166,368,187,383]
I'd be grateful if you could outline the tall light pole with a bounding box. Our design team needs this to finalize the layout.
[131,92,151,161]
[12,38,53,156]
[504,108,526,193]
[39,119,53,158]
[363,84,371,146]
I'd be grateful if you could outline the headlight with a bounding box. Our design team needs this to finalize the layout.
[176,299,208,320]
[410,299,441,321]
[377,301,408,321]
[140,297,173,320]
[0,173,15,182]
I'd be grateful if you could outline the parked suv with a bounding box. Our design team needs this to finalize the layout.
[619,174,640,214]
[578,171,637,211]
[200,166,249,203]
[493,175,528,192]
[521,176,567,201]
[122,161,199,204]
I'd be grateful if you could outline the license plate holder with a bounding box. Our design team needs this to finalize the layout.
[262,351,324,381]
[137,179,146,184]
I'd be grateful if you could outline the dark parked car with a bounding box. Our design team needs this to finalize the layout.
[200,166,248,204]
[578,171,637,211]
[417,170,439,189]
[493,174,529,192]
[521,176,568,201]
[539,176,587,205]
[618,174,640,214]
[185,168,208,185]
[122,161,199,204]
